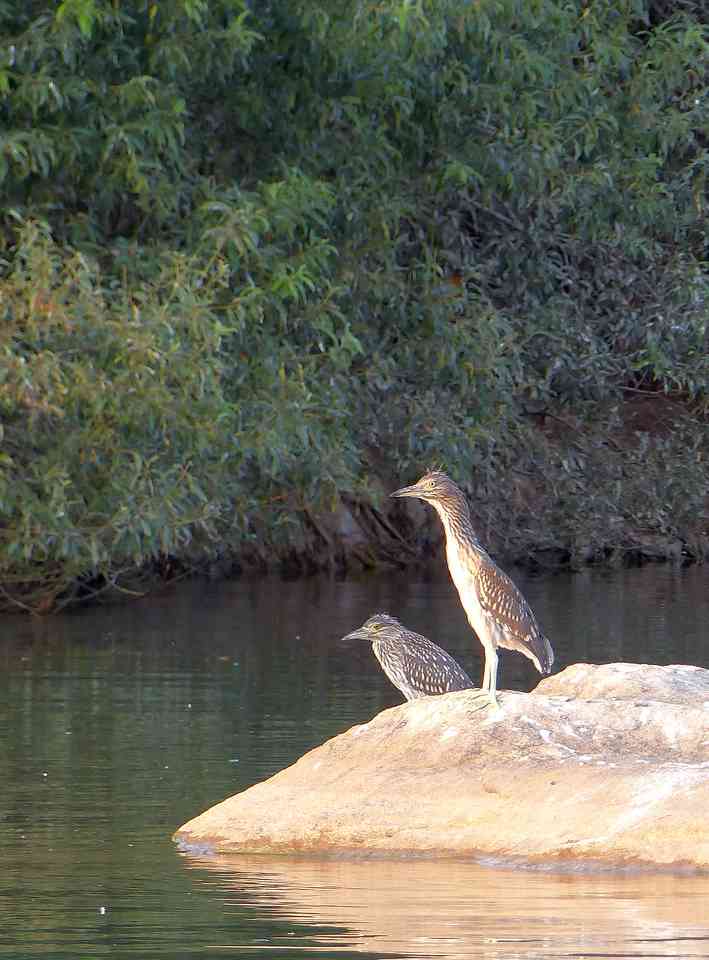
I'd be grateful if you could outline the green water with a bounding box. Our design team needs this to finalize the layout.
[1,567,709,959]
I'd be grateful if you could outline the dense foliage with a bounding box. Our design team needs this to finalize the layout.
[1,0,708,608]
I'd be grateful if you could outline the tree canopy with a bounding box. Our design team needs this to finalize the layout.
[1,0,708,609]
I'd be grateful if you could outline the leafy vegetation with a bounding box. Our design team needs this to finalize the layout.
[0,0,708,609]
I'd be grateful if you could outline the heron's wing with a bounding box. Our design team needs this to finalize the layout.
[476,558,553,670]
[376,634,474,696]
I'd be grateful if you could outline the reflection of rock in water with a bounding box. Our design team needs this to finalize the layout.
[180,854,709,958]
[175,663,709,869]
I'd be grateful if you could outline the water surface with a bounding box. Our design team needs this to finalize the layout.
[1,565,709,959]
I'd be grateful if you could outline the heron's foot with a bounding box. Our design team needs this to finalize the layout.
[486,692,502,714]
[469,689,500,714]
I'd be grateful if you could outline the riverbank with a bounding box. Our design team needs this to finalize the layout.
[241,393,709,579]
[1,393,706,614]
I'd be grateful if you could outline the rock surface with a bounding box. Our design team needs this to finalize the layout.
[174,663,709,869]
[537,661,709,704]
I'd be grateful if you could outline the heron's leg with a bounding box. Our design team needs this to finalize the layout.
[486,648,500,710]
[470,647,495,708]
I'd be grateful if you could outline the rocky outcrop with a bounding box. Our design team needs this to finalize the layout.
[537,661,709,704]
[174,663,709,869]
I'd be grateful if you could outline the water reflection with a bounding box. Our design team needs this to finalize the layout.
[181,854,709,958]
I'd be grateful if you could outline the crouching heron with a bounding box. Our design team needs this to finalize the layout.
[342,612,474,701]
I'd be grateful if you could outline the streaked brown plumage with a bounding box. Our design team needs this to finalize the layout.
[391,470,554,707]
[342,613,474,701]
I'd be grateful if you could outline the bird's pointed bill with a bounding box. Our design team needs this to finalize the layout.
[390,482,423,499]
[341,627,372,642]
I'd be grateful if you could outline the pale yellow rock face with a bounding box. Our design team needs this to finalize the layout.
[174,663,709,868]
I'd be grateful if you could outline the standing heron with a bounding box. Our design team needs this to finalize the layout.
[342,612,474,701]
[391,470,554,708]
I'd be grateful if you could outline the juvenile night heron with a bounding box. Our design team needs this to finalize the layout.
[342,612,474,701]
[391,470,554,708]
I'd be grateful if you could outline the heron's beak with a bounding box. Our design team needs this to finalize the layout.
[390,482,424,499]
[341,627,371,643]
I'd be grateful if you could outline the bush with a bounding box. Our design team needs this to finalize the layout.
[0,0,708,606]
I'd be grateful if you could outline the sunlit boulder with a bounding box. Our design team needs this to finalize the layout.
[174,663,709,869]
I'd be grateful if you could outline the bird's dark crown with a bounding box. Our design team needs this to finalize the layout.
[341,612,403,644]
[361,613,402,633]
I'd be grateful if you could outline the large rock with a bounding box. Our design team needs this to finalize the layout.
[538,661,709,704]
[174,663,709,869]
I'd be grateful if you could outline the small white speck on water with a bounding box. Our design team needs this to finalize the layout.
[42,772,48,778]
[229,758,240,763]
[187,703,192,709]
[99,906,107,915]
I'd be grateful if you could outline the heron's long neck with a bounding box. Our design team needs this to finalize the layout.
[433,496,489,567]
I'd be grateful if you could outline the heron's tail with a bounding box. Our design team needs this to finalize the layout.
[529,631,554,675]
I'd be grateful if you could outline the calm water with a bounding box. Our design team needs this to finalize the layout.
[2,565,709,959]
